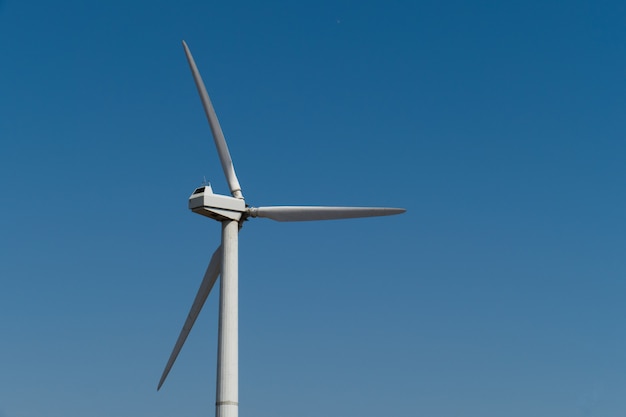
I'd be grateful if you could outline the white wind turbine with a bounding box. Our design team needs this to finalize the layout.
[157,41,406,417]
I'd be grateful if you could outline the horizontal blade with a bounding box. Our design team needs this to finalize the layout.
[249,206,406,222]
[182,40,243,199]
[157,246,222,390]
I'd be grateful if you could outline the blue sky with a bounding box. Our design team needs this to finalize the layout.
[1,1,626,416]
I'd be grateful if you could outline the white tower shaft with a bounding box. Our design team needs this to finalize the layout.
[216,220,239,417]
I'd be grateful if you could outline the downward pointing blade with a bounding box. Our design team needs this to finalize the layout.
[250,206,406,222]
[182,41,243,199]
[157,246,222,390]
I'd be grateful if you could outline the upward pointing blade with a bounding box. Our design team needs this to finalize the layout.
[249,206,406,222]
[182,40,243,199]
[158,246,222,390]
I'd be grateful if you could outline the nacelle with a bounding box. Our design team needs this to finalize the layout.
[189,185,246,221]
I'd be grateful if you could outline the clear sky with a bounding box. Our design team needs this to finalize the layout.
[1,1,625,416]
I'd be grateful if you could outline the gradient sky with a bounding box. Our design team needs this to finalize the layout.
[1,1,626,416]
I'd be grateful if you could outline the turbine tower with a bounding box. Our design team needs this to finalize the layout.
[158,40,406,417]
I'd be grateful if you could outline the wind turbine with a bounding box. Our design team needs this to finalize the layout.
[157,40,406,417]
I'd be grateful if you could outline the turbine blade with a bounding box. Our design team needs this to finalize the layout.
[250,206,406,222]
[157,246,223,390]
[182,40,243,199]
